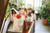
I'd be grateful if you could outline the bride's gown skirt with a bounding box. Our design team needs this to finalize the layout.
[13,14,25,31]
[13,15,19,31]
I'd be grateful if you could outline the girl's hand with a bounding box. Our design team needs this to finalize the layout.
[12,19,14,22]
[25,19,27,21]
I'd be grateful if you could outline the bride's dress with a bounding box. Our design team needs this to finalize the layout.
[13,14,25,31]
[12,10,25,31]
[13,14,19,31]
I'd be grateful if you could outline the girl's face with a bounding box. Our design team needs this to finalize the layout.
[13,11,15,14]
[24,10,25,11]
[28,15,30,17]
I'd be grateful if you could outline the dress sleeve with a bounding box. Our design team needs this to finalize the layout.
[35,14,36,21]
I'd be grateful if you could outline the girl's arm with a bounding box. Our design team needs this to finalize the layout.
[12,19,14,22]
[23,12,24,15]
[12,15,14,22]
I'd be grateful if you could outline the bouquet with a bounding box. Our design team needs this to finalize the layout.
[16,14,21,19]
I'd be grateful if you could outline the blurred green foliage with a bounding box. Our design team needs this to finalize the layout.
[13,0,15,3]
[23,0,25,6]
[20,3,23,6]
[11,4,17,10]
[39,1,50,24]
[23,3,25,6]
[4,12,7,18]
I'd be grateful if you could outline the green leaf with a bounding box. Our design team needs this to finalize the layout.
[7,8,10,12]
[40,6,42,10]
[5,12,7,15]
[42,1,45,5]
[7,8,9,11]
[14,5,17,7]
[4,12,7,18]
[48,22,50,24]
[13,0,15,3]
[32,5,34,9]
[48,20,49,21]
[46,5,48,7]
[4,16,7,18]
[42,3,44,5]
[12,4,15,6]
[15,0,17,3]
[23,0,25,3]
[20,3,22,6]
[23,3,25,6]
[48,5,50,7]
[49,2,50,4]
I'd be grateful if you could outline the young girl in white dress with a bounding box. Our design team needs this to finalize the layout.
[12,10,19,31]
[25,12,31,22]
[23,8,28,19]
[31,10,36,22]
